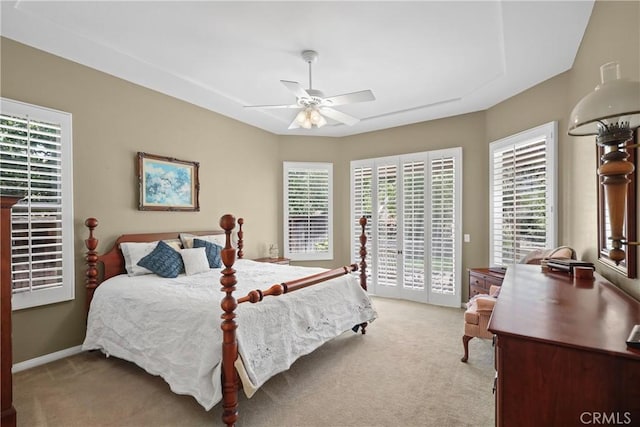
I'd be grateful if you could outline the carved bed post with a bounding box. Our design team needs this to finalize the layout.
[84,218,99,316]
[219,214,238,427]
[359,216,368,291]
[237,218,244,259]
[359,216,369,335]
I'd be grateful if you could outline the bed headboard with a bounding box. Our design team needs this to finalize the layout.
[84,217,244,312]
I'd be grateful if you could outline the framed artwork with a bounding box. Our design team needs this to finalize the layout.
[137,152,200,211]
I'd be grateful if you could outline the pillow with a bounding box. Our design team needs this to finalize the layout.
[120,240,183,276]
[163,239,183,251]
[137,241,184,278]
[180,247,210,276]
[120,241,157,276]
[180,233,227,249]
[193,238,222,268]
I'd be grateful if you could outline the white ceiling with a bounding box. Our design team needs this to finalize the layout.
[1,1,594,137]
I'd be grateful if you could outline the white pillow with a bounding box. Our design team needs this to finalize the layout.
[180,233,227,249]
[120,241,157,276]
[181,247,210,276]
[163,239,183,251]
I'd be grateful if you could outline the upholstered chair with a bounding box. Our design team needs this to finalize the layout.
[460,246,576,363]
[461,285,500,363]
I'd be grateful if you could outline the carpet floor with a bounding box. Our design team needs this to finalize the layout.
[14,296,495,426]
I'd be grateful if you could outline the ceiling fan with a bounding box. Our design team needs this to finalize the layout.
[245,50,375,129]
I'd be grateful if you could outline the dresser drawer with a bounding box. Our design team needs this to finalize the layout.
[486,275,504,288]
[469,272,490,293]
[469,283,486,298]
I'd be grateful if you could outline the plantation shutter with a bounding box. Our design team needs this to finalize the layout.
[490,123,556,266]
[350,147,462,307]
[402,160,425,290]
[0,98,74,309]
[376,163,398,288]
[283,162,333,261]
[429,155,456,294]
[352,164,372,278]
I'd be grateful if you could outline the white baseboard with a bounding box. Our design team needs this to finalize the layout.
[12,345,84,373]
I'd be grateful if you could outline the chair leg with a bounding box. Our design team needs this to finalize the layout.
[461,335,472,362]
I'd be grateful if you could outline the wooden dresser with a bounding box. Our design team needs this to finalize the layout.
[488,264,640,427]
[468,268,505,299]
[1,195,20,427]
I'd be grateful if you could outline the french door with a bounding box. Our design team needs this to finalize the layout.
[351,148,462,307]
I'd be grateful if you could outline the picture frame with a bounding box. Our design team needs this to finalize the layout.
[137,152,200,211]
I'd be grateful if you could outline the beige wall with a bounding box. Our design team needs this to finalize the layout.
[565,0,640,298]
[336,113,488,277]
[1,38,281,361]
[2,0,639,363]
[279,113,487,275]
[485,0,639,300]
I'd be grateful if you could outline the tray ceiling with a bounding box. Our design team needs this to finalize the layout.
[0,1,594,137]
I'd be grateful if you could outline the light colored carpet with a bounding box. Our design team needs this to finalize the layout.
[14,297,495,426]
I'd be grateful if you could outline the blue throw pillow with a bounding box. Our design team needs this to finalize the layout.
[137,240,184,278]
[193,238,222,268]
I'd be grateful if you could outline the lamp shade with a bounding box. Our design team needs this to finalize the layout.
[295,109,307,125]
[568,62,640,136]
[294,107,327,129]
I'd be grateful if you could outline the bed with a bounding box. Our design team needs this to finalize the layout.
[81,214,375,426]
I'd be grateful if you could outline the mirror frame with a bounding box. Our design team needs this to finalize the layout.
[596,130,637,278]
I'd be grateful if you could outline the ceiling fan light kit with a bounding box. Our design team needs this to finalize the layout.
[245,49,375,130]
[296,107,327,129]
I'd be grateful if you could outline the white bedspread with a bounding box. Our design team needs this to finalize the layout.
[82,259,377,410]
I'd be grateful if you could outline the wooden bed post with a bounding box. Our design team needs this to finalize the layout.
[359,216,368,291]
[237,218,244,259]
[84,218,99,316]
[359,216,368,335]
[219,214,239,427]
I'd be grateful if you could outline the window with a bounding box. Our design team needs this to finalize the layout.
[283,162,333,261]
[489,121,557,266]
[429,155,457,296]
[0,98,74,310]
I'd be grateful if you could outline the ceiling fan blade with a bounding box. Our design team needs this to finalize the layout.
[281,80,310,99]
[322,90,375,107]
[319,107,360,126]
[287,116,301,130]
[244,104,299,109]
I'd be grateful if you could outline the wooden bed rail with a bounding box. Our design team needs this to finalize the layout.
[237,264,358,304]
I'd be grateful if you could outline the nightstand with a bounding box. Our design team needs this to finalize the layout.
[252,257,290,265]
